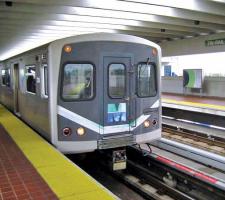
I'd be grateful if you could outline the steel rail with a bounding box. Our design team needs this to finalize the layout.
[113,160,195,200]
[126,146,225,200]
[162,125,225,156]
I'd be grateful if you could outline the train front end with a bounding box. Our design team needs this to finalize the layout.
[49,34,161,160]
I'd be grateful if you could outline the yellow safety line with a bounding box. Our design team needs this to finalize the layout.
[0,105,116,200]
[162,98,225,111]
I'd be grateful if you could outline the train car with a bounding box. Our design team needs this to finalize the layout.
[0,33,161,167]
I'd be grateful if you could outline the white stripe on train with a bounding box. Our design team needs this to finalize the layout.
[57,100,159,134]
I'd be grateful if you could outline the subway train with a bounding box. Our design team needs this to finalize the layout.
[0,33,161,158]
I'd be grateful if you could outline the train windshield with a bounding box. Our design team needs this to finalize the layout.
[137,63,156,97]
[108,63,126,98]
[62,63,94,100]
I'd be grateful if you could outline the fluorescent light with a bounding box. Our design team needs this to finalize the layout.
[59,14,142,26]
[117,0,197,11]
[38,27,116,34]
[209,0,225,3]
[43,22,128,31]
[83,0,174,16]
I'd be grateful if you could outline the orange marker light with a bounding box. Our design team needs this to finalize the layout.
[152,48,157,56]
[64,45,72,53]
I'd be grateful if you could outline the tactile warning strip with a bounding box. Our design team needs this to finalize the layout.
[0,124,58,200]
[0,105,116,200]
[162,93,225,111]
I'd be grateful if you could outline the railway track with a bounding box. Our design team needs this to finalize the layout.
[70,151,194,200]
[126,146,225,200]
[70,145,225,200]
[162,125,225,156]
[70,123,225,200]
[114,160,193,200]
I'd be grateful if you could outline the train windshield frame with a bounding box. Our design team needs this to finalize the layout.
[137,62,157,97]
[61,63,94,101]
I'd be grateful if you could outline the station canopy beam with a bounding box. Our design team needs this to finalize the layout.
[0,0,225,60]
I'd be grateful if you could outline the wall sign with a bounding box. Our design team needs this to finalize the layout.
[183,69,203,89]
[205,38,225,47]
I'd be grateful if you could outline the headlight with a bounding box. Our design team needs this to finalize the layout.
[77,127,85,136]
[144,120,150,128]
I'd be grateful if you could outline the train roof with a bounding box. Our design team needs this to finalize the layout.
[50,33,161,51]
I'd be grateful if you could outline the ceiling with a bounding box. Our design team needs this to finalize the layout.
[1,0,225,60]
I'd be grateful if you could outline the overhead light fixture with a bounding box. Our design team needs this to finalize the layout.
[194,20,200,25]
[199,32,208,36]
[5,1,13,7]
[42,23,127,32]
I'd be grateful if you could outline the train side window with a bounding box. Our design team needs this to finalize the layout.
[137,63,157,97]
[40,64,48,98]
[25,65,36,94]
[108,63,125,98]
[62,63,94,100]
[1,69,11,87]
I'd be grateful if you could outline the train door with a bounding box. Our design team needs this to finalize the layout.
[103,56,135,136]
[13,63,20,115]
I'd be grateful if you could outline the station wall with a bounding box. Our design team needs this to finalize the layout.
[162,76,225,98]
[160,32,225,57]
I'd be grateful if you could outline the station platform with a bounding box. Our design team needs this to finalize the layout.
[0,105,116,200]
[162,93,225,116]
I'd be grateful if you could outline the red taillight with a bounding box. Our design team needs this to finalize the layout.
[63,127,71,136]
